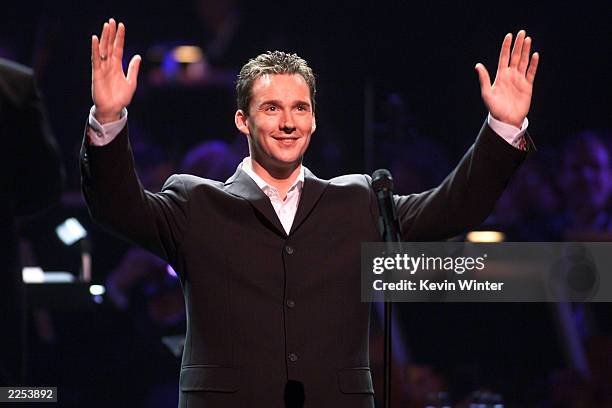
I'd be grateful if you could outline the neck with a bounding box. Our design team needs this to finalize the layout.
[250,157,301,199]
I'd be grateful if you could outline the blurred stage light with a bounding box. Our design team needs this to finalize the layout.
[55,217,87,246]
[22,268,75,283]
[55,218,92,282]
[22,266,44,283]
[89,285,106,296]
[466,230,505,243]
[167,264,178,278]
[172,46,204,64]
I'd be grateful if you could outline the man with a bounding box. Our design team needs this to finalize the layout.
[0,58,64,384]
[81,18,538,407]
[559,131,612,235]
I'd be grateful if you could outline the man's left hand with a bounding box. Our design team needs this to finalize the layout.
[476,30,539,128]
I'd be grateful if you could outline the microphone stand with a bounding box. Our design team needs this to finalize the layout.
[372,169,402,408]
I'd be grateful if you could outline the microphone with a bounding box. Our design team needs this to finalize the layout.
[372,169,402,243]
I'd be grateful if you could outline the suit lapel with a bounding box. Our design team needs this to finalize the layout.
[290,168,329,235]
[224,166,329,237]
[224,167,287,238]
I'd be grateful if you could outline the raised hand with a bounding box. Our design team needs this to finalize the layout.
[91,18,141,124]
[475,30,539,128]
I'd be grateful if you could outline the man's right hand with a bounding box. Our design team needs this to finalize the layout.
[91,18,141,124]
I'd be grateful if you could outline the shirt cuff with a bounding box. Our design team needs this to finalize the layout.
[87,106,128,146]
[487,113,528,150]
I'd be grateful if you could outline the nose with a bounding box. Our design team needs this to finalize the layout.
[280,110,296,134]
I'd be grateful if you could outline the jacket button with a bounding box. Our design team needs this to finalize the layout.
[285,245,295,255]
[288,352,298,362]
[286,299,295,308]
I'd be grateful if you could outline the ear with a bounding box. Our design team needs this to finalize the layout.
[235,109,250,136]
[311,115,317,133]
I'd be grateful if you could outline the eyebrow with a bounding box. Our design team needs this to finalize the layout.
[259,99,311,109]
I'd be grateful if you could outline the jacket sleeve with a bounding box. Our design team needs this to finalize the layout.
[80,122,190,265]
[392,121,532,241]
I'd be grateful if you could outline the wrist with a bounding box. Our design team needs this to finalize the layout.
[93,107,122,124]
[490,113,523,129]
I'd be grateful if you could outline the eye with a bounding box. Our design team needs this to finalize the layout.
[266,105,277,111]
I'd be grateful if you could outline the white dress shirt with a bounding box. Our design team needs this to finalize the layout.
[241,157,305,234]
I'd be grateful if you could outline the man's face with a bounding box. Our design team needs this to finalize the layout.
[235,73,315,173]
[562,142,612,210]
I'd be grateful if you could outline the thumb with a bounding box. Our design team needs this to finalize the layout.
[126,54,142,88]
[475,63,491,96]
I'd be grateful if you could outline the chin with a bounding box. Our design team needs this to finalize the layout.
[275,159,301,168]
[271,155,302,167]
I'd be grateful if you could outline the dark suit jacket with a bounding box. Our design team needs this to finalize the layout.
[80,121,528,407]
[0,58,64,384]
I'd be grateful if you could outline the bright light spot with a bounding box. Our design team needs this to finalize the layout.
[466,230,505,243]
[56,218,87,245]
[22,267,44,283]
[167,264,178,278]
[89,285,106,296]
[172,46,203,64]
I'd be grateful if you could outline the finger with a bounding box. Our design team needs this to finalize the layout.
[509,30,526,68]
[114,22,125,65]
[497,33,512,72]
[526,52,539,84]
[518,36,531,74]
[91,35,100,70]
[99,22,109,58]
[107,18,117,59]
[475,63,491,96]
[126,54,142,88]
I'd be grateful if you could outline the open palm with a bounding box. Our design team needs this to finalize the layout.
[91,18,141,123]
[475,30,539,128]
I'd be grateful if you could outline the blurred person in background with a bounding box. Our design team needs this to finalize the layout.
[373,93,452,193]
[489,158,560,240]
[485,129,612,241]
[179,140,240,178]
[545,129,612,408]
[0,58,64,384]
[558,130,612,239]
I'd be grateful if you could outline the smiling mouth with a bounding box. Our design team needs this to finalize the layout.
[272,136,300,145]
[272,136,299,141]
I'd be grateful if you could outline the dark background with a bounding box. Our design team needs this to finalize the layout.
[2,1,610,407]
